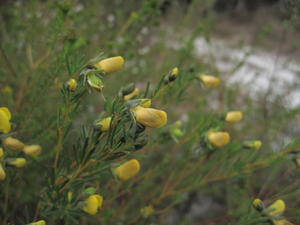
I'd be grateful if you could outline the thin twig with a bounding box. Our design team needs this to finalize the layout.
[0,44,18,79]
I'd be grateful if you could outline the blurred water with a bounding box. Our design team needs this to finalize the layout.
[194,37,300,107]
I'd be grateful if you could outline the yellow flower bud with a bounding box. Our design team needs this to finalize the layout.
[171,67,179,76]
[113,159,141,181]
[96,117,112,132]
[67,78,77,91]
[131,106,167,128]
[252,198,264,211]
[0,107,11,120]
[0,107,12,134]
[67,191,73,202]
[124,88,140,101]
[174,120,183,127]
[3,137,25,151]
[130,11,139,20]
[2,86,13,95]
[139,99,152,108]
[265,200,285,216]
[120,83,135,96]
[225,111,243,123]
[8,158,27,168]
[166,67,179,83]
[207,131,230,147]
[243,140,262,150]
[23,145,42,156]
[140,205,154,218]
[253,141,262,150]
[0,147,4,160]
[28,220,46,225]
[198,74,221,88]
[94,56,125,74]
[272,220,294,225]
[83,194,103,215]
[0,163,6,180]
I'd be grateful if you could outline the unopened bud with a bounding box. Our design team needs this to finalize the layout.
[67,78,77,91]
[252,198,264,212]
[8,158,27,168]
[3,137,25,151]
[0,163,6,180]
[197,74,221,88]
[0,147,4,160]
[23,145,42,156]
[94,56,125,74]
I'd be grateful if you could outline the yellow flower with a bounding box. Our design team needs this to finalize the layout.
[0,147,4,160]
[198,74,221,88]
[207,131,230,147]
[0,163,6,180]
[0,107,12,134]
[120,83,135,96]
[67,191,73,202]
[252,198,264,211]
[131,106,167,128]
[3,137,25,151]
[67,78,77,91]
[28,220,46,225]
[130,11,139,20]
[8,158,27,168]
[94,56,125,74]
[96,117,112,131]
[272,220,294,225]
[139,99,152,108]
[140,205,154,218]
[225,111,243,123]
[265,200,285,216]
[174,120,182,127]
[83,194,103,215]
[23,145,42,156]
[171,67,179,76]
[2,86,13,95]
[113,159,140,181]
[167,67,179,82]
[124,88,140,101]
[243,140,262,150]
[253,141,262,150]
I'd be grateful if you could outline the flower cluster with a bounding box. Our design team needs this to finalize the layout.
[0,111,42,181]
[194,74,263,153]
[69,57,267,221]
[46,56,170,221]
[14,53,280,224]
